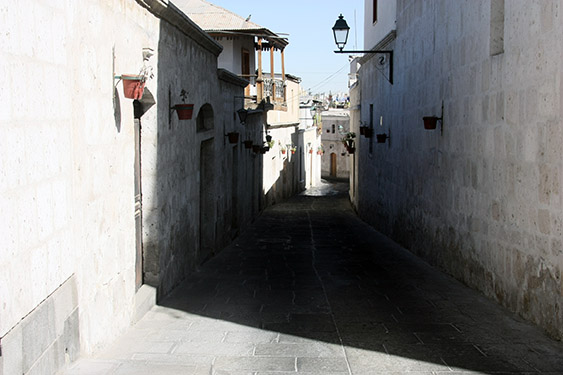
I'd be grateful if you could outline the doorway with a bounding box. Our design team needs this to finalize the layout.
[330,153,337,177]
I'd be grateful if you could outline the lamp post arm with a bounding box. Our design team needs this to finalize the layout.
[335,50,393,85]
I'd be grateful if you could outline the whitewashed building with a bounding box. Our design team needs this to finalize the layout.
[351,0,563,339]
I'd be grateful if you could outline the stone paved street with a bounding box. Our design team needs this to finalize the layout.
[65,181,563,374]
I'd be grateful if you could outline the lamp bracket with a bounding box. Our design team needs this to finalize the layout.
[334,50,393,84]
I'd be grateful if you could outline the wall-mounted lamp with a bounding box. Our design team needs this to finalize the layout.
[332,14,393,84]
[237,108,248,124]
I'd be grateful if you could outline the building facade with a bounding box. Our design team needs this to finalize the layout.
[0,1,289,374]
[321,109,352,179]
[351,0,563,339]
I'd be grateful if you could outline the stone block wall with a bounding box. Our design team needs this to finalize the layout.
[354,0,563,338]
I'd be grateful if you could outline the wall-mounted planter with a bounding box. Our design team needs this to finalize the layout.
[423,116,439,130]
[364,128,373,138]
[227,132,239,144]
[173,104,194,120]
[376,133,389,143]
[347,147,356,154]
[243,140,253,149]
[252,145,261,153]
[359,126,366,136]
[121,75,146,99]
[281,149,287,155]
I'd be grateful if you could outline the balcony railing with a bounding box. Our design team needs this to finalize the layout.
[240,75,286,108]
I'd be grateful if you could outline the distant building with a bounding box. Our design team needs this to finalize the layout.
[320,109,351,179]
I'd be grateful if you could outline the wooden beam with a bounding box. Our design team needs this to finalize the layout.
[257,39,263,102]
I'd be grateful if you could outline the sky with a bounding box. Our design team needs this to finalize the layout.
[208,0,365,95]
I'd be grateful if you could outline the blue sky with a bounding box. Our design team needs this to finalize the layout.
[207,0,364,95]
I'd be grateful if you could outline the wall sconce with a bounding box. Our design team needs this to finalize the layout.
[237,108,248,124]
[332,14,393,84]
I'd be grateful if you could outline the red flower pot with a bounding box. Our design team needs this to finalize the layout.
[423,116,438,130]
[121,75,145,99]
[243,140,253,149]
[227,132,239,144]
[174,104,194,120]
[252,145,261,153]
[376,134,388,143]
[281,149,286,154]
[364,128,373,138]
[359,126,366,135]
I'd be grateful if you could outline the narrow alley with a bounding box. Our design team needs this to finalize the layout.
[65,181,563,375]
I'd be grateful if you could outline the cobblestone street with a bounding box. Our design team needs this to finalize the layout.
[65,181,563,375]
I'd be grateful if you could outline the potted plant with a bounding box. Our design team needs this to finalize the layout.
[173,89,194,120]
[252,145,261,153]
[376,133,388,143]
[317,146,324,155]
[364,128,373,138]
[423,116,442,130]
[227,132,239,144]
[290,145,297,154]
[119,65,153,100]
[280,142,287,154]
[243,140,253,149]
[359,126,367,136]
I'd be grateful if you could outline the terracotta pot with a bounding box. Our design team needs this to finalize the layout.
[174,104,194,120]
[243,140,253,149]
[121,75,145,99]
[364,128,373,138]
[348,147,356,154]
[227,132,239,144]
[252,145,261,153]
[359,126,366,135]
[423,116,438,130]
[281,149,286,154]
[376,134,388,143]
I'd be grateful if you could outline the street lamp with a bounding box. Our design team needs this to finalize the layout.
[332,14,349,51]
[332,14,394,84]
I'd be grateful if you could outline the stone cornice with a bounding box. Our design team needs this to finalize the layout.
[135,0,223,56]
[217,69,249,87]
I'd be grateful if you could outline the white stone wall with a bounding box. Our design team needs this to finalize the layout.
[0,0,161,358]
[355,0,563,338]
[364,0,397,50]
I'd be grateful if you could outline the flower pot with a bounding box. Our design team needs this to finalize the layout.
[359,126,366,136]
[252,145,261,153]
[364,128,373,138]
[281,149,287,154]
[121,75,145,99]
[243,140,253,149]
[291,150,296,154]
[376,134,388,143]
[173,104,194,120]
[347,147,356,154]
[423,116,438,130]
[309,149,313,154]
[227,132,239,144]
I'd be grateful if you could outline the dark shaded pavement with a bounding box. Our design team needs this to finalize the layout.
[66,180,563,374]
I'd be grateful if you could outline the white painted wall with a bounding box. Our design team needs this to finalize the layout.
[355,0,563,338]
[364,0,397,49]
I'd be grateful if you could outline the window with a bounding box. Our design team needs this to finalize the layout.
[372,0,378,24]
[332,124,336,133]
